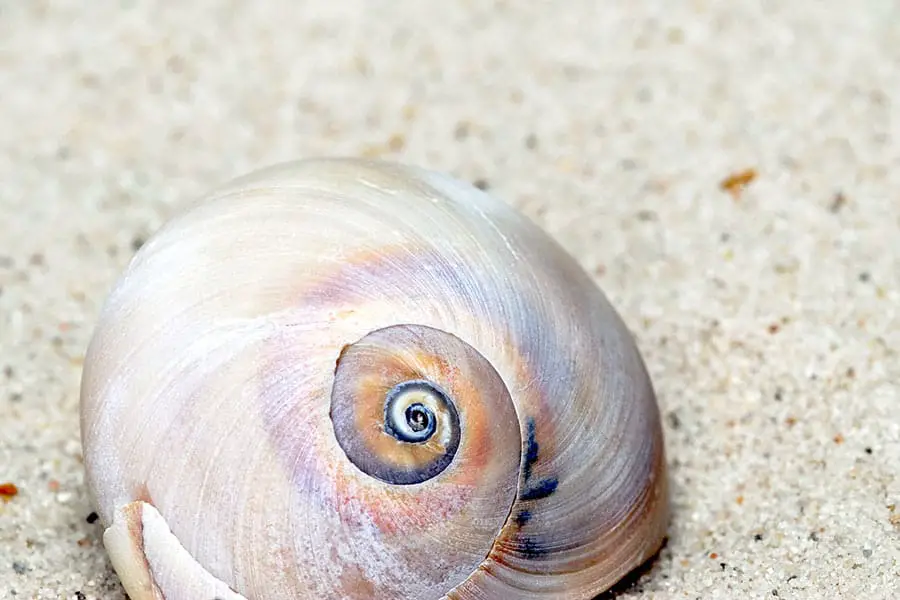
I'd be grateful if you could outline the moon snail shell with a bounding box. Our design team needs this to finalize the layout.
[79,158,669,599]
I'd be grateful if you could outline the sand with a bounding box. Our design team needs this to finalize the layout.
[1,1,898,599]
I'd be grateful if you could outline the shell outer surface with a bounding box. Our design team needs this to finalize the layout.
[79,157,669,600]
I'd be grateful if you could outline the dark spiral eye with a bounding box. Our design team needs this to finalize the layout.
[406,404,432,432]
[384,381,444,443]
[329,325,469,486]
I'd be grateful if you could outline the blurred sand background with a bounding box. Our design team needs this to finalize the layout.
[1,1,898,599]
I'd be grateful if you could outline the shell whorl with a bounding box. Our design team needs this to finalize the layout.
[79,157,668,600]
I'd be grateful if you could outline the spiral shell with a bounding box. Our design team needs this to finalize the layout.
[80,158,668,599]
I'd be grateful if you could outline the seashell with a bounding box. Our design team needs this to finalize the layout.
[80,157,669,600]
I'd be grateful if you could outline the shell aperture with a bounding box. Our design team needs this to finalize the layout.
[79,157,669,600]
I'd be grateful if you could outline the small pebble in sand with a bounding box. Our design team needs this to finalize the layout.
[719,168,758,199]
[0,482,19,501]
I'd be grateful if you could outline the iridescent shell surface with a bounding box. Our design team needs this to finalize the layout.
[79,157,669,599]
